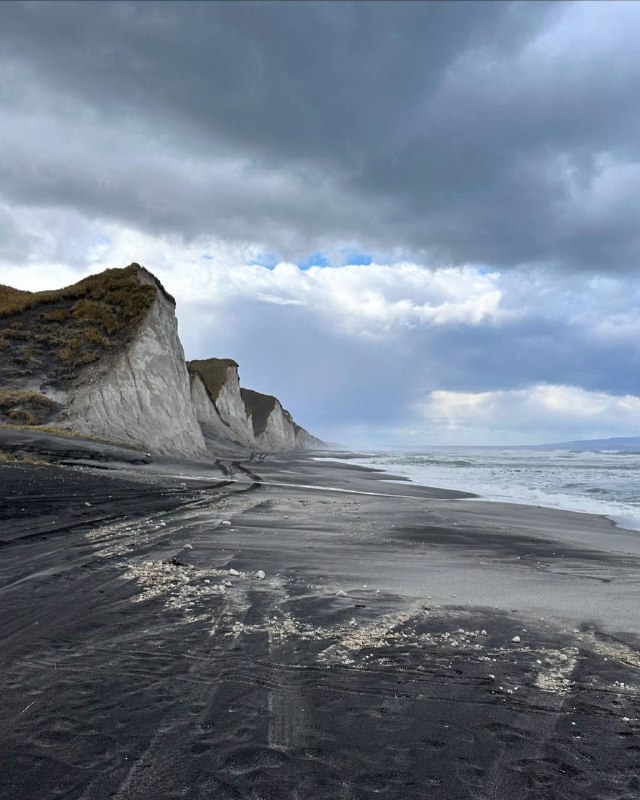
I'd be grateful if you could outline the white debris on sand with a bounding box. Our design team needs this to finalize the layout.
[124,559,230,618]
[229,609,324,643]
[533,647,578,694]
[578,631,640,670]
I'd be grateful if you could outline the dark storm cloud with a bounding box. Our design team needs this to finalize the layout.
[2,1,639,270]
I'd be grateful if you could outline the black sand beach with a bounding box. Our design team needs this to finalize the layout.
[1,439,639,799]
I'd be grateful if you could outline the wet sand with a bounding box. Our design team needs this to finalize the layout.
[1,441,639,799]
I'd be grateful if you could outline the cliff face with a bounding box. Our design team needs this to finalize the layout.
[241,388,319,451]
[0,264,323,455]
[188,359,255,446]
[64,279,206,456]
[0,264,205,455]
[189,361,319,451]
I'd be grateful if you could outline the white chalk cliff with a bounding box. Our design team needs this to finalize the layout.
[241,388,323,451]
[188,360,320,451]
[61,270,206,456]
[188,359,255,447]
[0,263,323,455]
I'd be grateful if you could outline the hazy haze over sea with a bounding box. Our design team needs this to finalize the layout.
[342,448,640,533]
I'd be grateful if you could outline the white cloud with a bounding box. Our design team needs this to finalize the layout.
[0,221,505,336]
[2,222,640,447]
[415,385,640,443]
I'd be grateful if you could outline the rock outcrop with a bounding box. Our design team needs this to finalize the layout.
[188,359,321,451]
[0,264,205,455]
[188,359,255,446]
[0,263,322,455]
[64,274,206,456]
[241,388,323,450]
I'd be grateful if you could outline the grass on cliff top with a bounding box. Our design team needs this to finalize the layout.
[0,264,157,324]
[0,264,160,392]
[188,358,239,402]
[240,388,277,436]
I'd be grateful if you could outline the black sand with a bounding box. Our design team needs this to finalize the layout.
[1,443,639,799]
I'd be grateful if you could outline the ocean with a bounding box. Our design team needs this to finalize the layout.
[344,447,640,532]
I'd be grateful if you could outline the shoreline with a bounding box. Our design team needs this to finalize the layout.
[317,451,640,535]
[1,442,639,798]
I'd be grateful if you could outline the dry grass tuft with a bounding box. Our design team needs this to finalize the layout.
[0,390,56,426]
[0,448,50,466]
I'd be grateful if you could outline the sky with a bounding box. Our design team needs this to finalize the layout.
[1,0,640,447]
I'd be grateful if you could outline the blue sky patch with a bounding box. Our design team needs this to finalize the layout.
[248,253,279,269]
[297,251,330,269]
[343,251,374,266]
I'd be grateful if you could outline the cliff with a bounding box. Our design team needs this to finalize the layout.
[188,358,255,446]
[188,359,320,452]
[0,264,322,455]
[241,388,323,450]
[0,265,204,455]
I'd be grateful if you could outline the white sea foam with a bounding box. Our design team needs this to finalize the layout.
[339,448,640,532]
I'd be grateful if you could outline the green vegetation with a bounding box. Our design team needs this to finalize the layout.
[188,358,239,402]
[240,388,277,436]
[0,264,159,388]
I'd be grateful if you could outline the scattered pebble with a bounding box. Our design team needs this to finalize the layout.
[184,544,193,550]
[511,635,521,643]
[228,568,240,576]
[255,570,266,580]
[221,520,232,527]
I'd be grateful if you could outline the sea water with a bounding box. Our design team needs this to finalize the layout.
[343,448,640,532]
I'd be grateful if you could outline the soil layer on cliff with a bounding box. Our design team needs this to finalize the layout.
[0,265,158,399]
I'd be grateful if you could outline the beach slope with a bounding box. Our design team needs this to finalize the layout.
[1,447,639,799]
